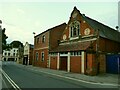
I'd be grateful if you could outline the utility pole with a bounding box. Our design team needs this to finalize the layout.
[0,20,2,61]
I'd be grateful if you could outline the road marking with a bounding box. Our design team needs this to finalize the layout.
[30,68,119,87]
[2,76,10,89]
[1,69,21,90]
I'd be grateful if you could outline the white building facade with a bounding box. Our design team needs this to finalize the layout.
[2,48,18,61]
[23,42,29,65]
[23,42,34,65]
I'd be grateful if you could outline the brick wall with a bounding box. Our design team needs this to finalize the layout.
[49,23,66,50]
[98,54,106,73]
[60,10,95,41]
[29,48,34,65]
[99,37,120,53]
[34,31,49,49]
[33,49,48,68]
[86,54,98,75]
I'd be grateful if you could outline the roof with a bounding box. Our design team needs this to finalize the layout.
[50,41,91,52]
[29,44,34,48]
[24,42,34,48]
[82,14,120,42]
[35,23,66,37]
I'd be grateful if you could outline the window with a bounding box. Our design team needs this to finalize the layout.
[8,53,10,56]
[4,53,7,56]
[36,52,39,61]
[70,21,80,37]
[36,37,39,44]
[13,53,15,56]
[60,52,67,54]
[42,35,45,43]
[41,52,44,61]
[50,52,57,56]
[70,51,81,56]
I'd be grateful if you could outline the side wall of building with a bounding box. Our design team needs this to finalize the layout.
[99,37,120,53]
[49,23,66,50]
[34,31,49,67]
[34,48,48,68]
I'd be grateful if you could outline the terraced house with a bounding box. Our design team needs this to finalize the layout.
[49,7,120,75]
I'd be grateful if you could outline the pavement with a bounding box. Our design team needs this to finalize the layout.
[9,62,120,87]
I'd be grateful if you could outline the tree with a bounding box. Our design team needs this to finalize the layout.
[2,28,8,52]
[10,41,23,48]
[0,20,8,53]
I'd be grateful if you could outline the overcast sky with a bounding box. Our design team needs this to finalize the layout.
[0,0,119,45]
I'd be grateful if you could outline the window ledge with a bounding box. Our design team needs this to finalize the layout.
[70,36,79,40]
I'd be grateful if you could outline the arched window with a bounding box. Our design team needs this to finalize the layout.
[70,21,80,37]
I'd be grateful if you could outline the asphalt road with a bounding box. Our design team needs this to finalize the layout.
[2,62,88,89]
[2,73,13,89]
[1,61,119,90]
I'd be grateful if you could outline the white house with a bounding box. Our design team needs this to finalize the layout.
[23,42,34,65]
[2,48,18,61]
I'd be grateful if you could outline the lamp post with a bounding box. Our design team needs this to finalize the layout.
[0,20,2,61]
[32,32,35,66]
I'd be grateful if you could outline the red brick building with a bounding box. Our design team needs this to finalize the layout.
[33,23,66,68]
[49,7,120,75]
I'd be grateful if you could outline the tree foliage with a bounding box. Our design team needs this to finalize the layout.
[10,41,23,48]
[2,28,8,51]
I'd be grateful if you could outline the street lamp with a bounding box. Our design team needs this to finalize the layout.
[0,20,2,62]
[33,32,36,36]
[32,32,35,66]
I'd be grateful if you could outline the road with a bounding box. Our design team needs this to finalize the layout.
[1,61,119,89]
[2,73,13,89]
[1,61,87,89]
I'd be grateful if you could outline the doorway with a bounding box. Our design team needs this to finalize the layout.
[59,57,67,71]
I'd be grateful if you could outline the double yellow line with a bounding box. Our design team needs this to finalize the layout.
[1,69,21,90]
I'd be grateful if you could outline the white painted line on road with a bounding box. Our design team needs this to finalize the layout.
[2,76,9,89]
[30,68,119,87]
[1,69,21,90]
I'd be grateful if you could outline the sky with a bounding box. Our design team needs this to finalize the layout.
[0,0,119,45]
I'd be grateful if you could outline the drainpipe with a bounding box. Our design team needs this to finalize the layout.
[32,32,35,66]
[96,29,99,54]
[96,29,100,75]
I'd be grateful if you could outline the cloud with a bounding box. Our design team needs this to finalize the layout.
[2,23,34,45]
